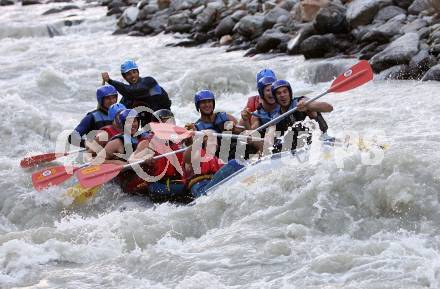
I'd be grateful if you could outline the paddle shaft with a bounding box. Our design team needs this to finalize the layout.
[253,91,327,133]
[193,131,264,142]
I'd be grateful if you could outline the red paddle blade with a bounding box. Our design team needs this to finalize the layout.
[32,165,76,191]
[76,164,122,188]
[21,153,58,168]
[328,60,373,93]
[149,123,193,142]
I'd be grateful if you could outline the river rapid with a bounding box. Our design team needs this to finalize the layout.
[1,1,440,288]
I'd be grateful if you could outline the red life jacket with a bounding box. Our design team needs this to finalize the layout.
[199,149,224,175]
[246,95,260,112]
[147,135,185,179]
[100,125,121,141]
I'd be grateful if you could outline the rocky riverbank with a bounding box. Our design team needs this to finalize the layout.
[102,0,440,81]
[3,0,440,81]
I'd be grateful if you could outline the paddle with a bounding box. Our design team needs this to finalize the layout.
[20,148,86,168]
[148,123,265,142]
[253,60,373,133]
[76,147,189,188]
[32,162,90,191]
[65,183,101,205]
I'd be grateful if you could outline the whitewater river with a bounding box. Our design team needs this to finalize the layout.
[1,1,440,288]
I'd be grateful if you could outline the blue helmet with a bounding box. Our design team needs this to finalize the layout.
[120,59,138,74]
[118,109,138,128]
[256,68,276,84]
[108,103,126,121]
[257,76,276,98]
[271,80,292,100]
[194,90,215,111]
[96,85,117,105]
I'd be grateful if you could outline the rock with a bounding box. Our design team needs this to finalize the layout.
[418,26,431,39]
[157,0,170,10]
[392,0,414,9]
[422,64,440,80]
[245,0,260,14]
[360,30,392,43]
[231,10,248,22]
[255,30,290,53]
[22,0,42,5]
[108,0,126,11]
[137,21,154,34]
[0,0,14,5]
[128,30,144,36]
[170,0,200,11]
[359,41,379,59]
[219,34,233,45]
[226,42,251,52]
[215,16,236,37]
[346,0,388,28]
[430,43,440,55]
[300,0,329,22]
[117,6,139,28]
[376,64,410,80]
[234,15,265,39]
[192,5,204,16]
[408,0,430,15]
[375,18,404,37]
[263,7,290,29]
[138,4,158,20]
[167,10,193,33]
[408,49,437,77]
[402,18,428,33]
[147,9,171,33]
[370,32,420,72]
[64,19,84,26]
[287,23,317,54]
[374,5,406,22]
[136,0,148,10]
[263,1,277,12]
[195,7,218,32]
[42,5,80,15]
[299,34,336,59]
[279,0,298,12]
[112,27,132,35]
[314,2,348,34]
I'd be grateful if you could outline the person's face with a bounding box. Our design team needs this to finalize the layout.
[199,99,214,115]
[262,85,276,105]
[123,69,140,84]
[275,87,291,108]
[102,95,117,109]
[130,118,139,135]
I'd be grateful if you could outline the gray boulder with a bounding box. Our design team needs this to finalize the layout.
[370,32,420,72]
[375,18,404,37]
[138,4,159,20]
[255,30,290,53]
[195,7,218,32]
[231,10,248,22]
[234,15,265,39]
[402,18,428,33]
[22,0,42,5]
[170,0,200,11]
[422,64,440,80]
[299,34,336,59]
[408,0,430,15]
[215,16,236,37]
[314,2,348,34]
[263,7,290,29]
[42,5,80,15]
[167,11,193,33]
[147,9,171,33]
[360,30,392,44]
[408,49,437,78]
[392,0,414,9]
[0,0,14,5]
[376,65,410,80]
[346,0,389,28]
[287,23,316,54]
[117,6,139,28]
[374,5,406,22]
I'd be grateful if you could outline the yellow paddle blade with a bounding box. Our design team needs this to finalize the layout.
[65,183,100,205]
